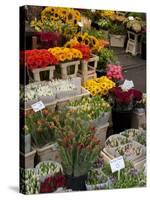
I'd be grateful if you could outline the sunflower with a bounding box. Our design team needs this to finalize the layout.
[83,38,90,46]
[77,35,83,43]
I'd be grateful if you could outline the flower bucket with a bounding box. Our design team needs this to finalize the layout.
[65,174,87,191]
[112,110,132,134]
[131,110,146,129]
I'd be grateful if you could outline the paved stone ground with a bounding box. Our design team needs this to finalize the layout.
[112,47,146,93]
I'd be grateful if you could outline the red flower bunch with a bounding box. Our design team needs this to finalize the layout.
[107,64,124,81]
[40,175,66,193]
[72,44,91,60]
[110,86,142,110]
[25,49,58,70]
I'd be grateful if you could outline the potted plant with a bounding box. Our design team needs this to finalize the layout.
[109,23,127,47]
[109,83,142,133]
[96,48,117,77]
[53,111,101,191]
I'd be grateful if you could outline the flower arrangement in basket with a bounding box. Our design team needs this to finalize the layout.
[84,76,115,96]
[48,47,83,62]
[52,111,101,190]
[25,108,56,148]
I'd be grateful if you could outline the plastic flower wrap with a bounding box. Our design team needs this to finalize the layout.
[107,64,124,83]
[48,47,82,62]
[84,76,115,96]
[24,49,58,69]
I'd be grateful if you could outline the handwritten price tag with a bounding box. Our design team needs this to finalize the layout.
[109,156,125,173]
[31,101,45,112]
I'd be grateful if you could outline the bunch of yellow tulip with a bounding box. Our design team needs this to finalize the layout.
[48,47,83,62]
[84,76,115,96]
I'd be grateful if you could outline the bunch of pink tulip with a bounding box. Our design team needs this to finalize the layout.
[107,64,124,81]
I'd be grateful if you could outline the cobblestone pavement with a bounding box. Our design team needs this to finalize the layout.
[113,47,146,92]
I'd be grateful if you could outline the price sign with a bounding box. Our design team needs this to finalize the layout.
[31,101,45,112]
[109,156,125,173]
[121,80,134,91]
[77,21,83,27]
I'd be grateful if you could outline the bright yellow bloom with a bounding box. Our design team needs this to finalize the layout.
[48,47,82,62]
[84,76,115,96]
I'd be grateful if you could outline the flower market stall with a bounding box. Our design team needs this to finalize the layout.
[20,6,146,194]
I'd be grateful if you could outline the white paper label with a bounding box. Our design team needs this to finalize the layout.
[121,80,134,91]
[128,16,134,21]
[109,156,125,173]
[77,21,83,27]
[31,101,45,112]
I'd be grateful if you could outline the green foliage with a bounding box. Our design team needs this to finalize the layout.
[110,23,127,35]
[25,109,55,148]
[97,48,117,69]
[53,110,101,177]
[85,28,107,39]
[97,18,112,30]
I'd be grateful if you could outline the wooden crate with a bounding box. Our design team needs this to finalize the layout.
[58,60,80,79]
[20,149,36,169]
[79,54,99,82]
[109,34,126,48]
[31,66,55,81]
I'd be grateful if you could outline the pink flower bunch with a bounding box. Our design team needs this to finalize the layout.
[107,64,124,81]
